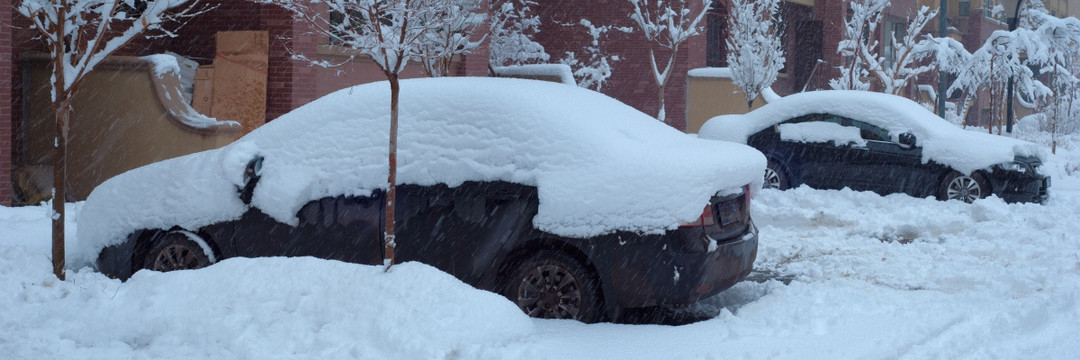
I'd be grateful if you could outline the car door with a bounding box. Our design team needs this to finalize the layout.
[395,181,535,284]
[842,119,926,195]
[779,113,862,190]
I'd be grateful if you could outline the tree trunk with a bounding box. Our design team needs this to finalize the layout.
[657,83,666,122]
[384,74,400,270]
[52,98,70,281]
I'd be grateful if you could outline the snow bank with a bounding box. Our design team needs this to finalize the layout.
[0,242,532,359]
[76,77,765,268]
[4,142,1079,358]
[699,90,1047,174]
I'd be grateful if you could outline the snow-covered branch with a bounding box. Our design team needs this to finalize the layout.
[725,0,784,108]
[18,0,209,99]
[829,0,888,91]
[489,0,549,67]
[627,0,712,121]
[559,19,632,91]
[418,0,487,77]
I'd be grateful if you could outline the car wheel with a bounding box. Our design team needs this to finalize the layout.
[145,232,213,272]
[505,251,604,323]
[763,160,789,190]
[939,171,989,203]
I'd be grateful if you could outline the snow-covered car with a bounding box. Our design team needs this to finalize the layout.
[699,90,1050,203]
[78,77,766,323]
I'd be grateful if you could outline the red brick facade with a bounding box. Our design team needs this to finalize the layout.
[0,0,1017,205]
[532,0,705,130]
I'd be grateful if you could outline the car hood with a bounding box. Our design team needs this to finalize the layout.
[75,78,765,268]
[698,90,1047,175]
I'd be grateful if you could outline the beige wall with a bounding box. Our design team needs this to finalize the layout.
[22,56,240,201]
[685,73,767,134]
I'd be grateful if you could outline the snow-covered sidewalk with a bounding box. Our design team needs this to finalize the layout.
[2,154,1078,359]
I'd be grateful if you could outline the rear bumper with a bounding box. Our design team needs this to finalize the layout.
[593,221,758,309]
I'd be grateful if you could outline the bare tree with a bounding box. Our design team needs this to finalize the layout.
[489,0,548,68]
[725,0,784,109]
[628,0,712,122]
[829,0,888,91]
[947,29,1050,134]
[418,0,487,77]
[260,0,459,268]
[559,19,631,91]
[873,6,938,95]
[17,0,209,280]
[1021,3,1080,153]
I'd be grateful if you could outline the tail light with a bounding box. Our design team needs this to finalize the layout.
[679,203,716,228]
[743,184,752,209]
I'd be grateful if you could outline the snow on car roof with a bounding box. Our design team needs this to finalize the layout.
[75,77,765,267]
[697,90,1047,174]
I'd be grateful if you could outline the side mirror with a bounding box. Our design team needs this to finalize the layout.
[897,132,917,150]
[240,156,264,205]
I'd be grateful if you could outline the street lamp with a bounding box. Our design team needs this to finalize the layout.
[1000,0,1027,133]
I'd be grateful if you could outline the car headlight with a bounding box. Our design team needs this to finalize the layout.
[996,161,1029,173]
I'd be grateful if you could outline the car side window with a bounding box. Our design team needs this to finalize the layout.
[785,113,839,125]
[848,119,889,142]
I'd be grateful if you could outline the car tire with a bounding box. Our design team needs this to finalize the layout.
[145,231,214,272]
[764,160,789,190]
[504,251,604,323]
[939,171,990,203]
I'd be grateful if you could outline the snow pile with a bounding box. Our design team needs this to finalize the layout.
[699,90,1047,174]
[778,122,865,147]
[2,141,1079,358]
[0,238,532,359]
[76,77,765,268]
[139,54,181,77]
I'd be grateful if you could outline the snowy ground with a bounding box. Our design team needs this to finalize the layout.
[2,149,1078,359]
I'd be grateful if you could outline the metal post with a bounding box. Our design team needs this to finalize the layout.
[1005,0,1026,134]
[937,0,948,119]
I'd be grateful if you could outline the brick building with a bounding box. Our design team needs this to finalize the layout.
[2,0,1076,206]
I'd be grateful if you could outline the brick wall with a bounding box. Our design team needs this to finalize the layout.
[816,0,847,84]
[460,0,491,77]
[1,0,12,205]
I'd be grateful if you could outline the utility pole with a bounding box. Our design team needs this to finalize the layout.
[1005,0,1027,134]
[937,0,948,119]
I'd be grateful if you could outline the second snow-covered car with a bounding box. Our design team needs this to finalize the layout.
[699,90,1050,203]
[78,77,766,323]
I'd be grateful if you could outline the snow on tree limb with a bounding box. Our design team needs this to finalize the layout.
[726,0,784,108]
[829,0,888,91]
[18,0,210,99]
[559,19,632,91]
[489,0,549,67]
[627,0,711,122]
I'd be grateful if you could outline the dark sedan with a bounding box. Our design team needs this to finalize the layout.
[80,77,766,323]
[700,91,1049,203]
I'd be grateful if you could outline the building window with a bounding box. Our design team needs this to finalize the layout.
[705,2,728,67]
[883,21,906,69]
[959,0,970,17]
[329,9,366,44]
